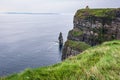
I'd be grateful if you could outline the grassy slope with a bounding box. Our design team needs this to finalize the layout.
[2,40,120,80]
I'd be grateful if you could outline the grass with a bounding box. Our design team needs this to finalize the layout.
[64,40,91,51]
[69,29,83,37]
[1,40,120,80]
[75,8,118,19]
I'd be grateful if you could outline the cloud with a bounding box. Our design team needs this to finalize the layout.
[0,0,119,13]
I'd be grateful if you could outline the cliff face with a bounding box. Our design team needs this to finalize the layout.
[62,40,91,60]
[62,8,120,60]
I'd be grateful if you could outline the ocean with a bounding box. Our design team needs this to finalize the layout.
[0,13,73,76]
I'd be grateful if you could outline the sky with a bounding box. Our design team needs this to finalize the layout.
[0,0,120,13]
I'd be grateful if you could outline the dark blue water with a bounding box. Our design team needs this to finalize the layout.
[0,14,73,76]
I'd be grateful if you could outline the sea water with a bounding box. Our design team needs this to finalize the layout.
[0,13,73,76]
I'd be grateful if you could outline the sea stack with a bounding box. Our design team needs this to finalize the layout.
[58,32,63,47]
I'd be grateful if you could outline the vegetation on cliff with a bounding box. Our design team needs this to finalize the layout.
[71,8,120,47]
[2,40,120,80]
[64,40,91,51]
[62,40,91,60]
[69,28,83,37]
[75,8,120,19]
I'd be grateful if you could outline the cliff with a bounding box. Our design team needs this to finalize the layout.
[2,40,120,80]
[62,8,120,60]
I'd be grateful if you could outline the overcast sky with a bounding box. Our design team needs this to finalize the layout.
[0,0,120,13]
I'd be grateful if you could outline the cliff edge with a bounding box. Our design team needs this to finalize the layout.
[62,8,120,60]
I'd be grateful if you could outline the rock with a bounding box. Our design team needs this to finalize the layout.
[72,8,120,45]
[62,40,91,60]
[58,32,63,46]
[67,28,84,41]
[62,46,80,60]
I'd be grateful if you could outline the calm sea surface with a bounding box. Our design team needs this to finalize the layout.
[0,14,73,76]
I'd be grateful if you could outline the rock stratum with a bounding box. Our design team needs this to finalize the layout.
[62,8,120,60]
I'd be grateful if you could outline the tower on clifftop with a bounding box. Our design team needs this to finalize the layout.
[86,6,89,9]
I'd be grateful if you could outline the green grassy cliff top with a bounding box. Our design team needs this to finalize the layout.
[75,8,120,19]
[2,40,120,80]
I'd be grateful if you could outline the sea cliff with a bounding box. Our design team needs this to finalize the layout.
[62,8,120,60]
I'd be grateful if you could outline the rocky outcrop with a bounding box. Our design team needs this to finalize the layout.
[62,46,80,60]
[62,40,90,60]
[58,32,63,46]
[62,8,120,60]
